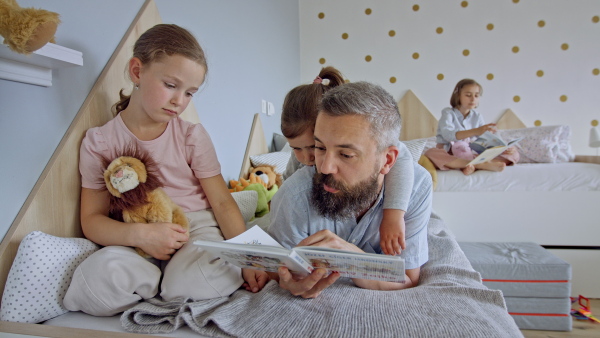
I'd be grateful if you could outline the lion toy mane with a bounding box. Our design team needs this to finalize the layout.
[104,151,189,258]
[0,0,61,54]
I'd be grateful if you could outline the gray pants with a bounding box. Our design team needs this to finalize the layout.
[63,210,243,316]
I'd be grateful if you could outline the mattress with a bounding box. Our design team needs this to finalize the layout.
[458,242,572,297]
[435,162,600,192]
[505,297,572,331]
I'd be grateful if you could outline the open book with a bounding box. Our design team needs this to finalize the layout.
[468,131,523,165]
[194,225,406,282]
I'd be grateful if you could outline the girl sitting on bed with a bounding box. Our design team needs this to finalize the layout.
[280,66,414,256]
[424,78,519,175]
[63,24,268,317]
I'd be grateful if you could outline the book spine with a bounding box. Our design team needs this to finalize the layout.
[289,250,314,273]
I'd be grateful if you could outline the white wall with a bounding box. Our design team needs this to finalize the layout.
[156,0,299,179]
[0,0,299,239]
[299,0,600,155]
[0,0,144,238]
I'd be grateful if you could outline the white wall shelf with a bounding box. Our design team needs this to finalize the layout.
[0,43,83,87]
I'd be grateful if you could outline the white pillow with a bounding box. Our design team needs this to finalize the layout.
[231,190,258,223]
[498,125,574,163]
[400,139,427,162]
[250,151,291,175]
[0,231,99,323]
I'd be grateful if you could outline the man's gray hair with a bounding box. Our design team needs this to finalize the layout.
[318,81,401,151]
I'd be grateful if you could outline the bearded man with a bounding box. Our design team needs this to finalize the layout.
[268,81,433,298]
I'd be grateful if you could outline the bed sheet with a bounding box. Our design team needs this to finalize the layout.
[435,162,600,192]
[44,213,522,337]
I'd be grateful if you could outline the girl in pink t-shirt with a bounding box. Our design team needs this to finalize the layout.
[64,24,268,316]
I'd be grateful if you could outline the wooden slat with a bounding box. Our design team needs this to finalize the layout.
[496,108,526,130]
[239,113,269,179]
[0,321,149,338]
[0,0,197,300]
[398,90,438,140]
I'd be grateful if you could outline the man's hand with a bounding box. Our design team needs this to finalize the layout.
[277,267,340,298]
[380,209,406,255]
[275,230,356,298]
[297,229,361,252]
[242,269,269,293]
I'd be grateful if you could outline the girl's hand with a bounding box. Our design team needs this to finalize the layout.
[242,269,270,292]
[503,147,516,155]
[476,123,497,135]
[136,222,189,260]
[380,209,406,255]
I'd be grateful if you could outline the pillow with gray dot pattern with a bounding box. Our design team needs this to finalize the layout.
[0,231,99,323]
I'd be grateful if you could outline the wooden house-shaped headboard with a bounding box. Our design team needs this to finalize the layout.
[0,0,200,298]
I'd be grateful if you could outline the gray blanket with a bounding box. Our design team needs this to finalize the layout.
[121,215,522,337]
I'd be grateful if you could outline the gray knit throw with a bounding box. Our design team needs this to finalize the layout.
[121,215,522,338]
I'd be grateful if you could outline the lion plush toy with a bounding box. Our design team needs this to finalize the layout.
[104,154,189,258]
[0,0,61,54]
[229,164,282,217]
[249,165,281,201]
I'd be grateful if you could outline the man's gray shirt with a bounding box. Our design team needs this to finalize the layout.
[268,163,432,270]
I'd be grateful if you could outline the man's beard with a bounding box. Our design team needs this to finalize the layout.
[310,169,381,221]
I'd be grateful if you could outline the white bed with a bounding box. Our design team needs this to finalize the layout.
[397,90,600,298]
[0,1,524,336]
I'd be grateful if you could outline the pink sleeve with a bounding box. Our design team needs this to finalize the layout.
[79,128,109,189]
[185,123,221,179]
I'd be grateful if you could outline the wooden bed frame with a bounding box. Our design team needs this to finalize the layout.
[0,1,198,336]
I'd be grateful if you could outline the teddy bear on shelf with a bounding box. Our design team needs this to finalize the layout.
[104,151,189,258]
[0,0,61,54]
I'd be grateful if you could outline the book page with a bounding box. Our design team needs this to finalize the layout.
[507,137,524,147]
[469,131,506,154]
[468,145,508,165]
[194,239,312,276]
[225,225,283,247]
[295,247,405,282]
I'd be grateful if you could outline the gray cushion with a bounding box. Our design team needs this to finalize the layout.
[458,242,571,297]
[504,296,572,331]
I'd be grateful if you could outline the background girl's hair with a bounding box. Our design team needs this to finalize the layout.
[449,78,483,108]
[281,66,345,138]
[112,24,207,115]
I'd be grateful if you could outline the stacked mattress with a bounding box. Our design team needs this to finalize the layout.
[459,242,572,331]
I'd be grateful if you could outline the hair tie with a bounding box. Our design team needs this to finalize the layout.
[313,76,323,84]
